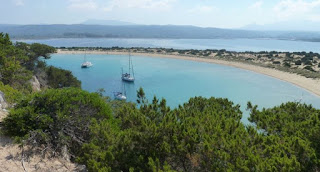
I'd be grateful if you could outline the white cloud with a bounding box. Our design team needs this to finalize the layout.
[249,1,263,9]
[188,5,217,14]
[308,14,320,21]
[13,0,24,6]
[67,0,176,12]
[68,0,98,11]
[273,0,320,20]
[102,0,176,12]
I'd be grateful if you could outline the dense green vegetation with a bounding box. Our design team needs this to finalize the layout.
[2,87,320,171]
[1,33,320,171]
[0,33,32,91]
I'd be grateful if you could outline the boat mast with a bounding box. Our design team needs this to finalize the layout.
[128,50,131,75]
[129,49,135,77]
[123,82,126,96]
[131,57,135,77]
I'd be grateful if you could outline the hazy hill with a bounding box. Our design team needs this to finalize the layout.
[242,21,320,32]
[0,24,267,39]
[0,24,320,41]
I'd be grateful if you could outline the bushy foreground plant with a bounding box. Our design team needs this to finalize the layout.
[2,88,114,157]
[248,102,320,171]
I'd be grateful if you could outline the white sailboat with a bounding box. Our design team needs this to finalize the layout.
[81,52,93,68]
[122,51,135,82]
[114,83,127,100]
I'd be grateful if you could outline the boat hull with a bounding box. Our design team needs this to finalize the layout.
[122,77,135,82]
[81,62,93,68]
[114,92,127,100]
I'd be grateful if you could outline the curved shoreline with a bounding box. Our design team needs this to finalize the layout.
[56,50,320,97]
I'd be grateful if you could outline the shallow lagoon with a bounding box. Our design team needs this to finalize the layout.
[47,54,320,124]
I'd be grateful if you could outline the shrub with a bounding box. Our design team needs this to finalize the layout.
[2,88,113,157]
[304,65,315,72]
[295,60,302,65]
[248,102,320,171]
[46,66,81,88]
[79,96,247,171]
[28,43,56,60]
[283,62,291,68]
[272,61,281,64]
[304,60,313,65]
[0,81,23,104]
[36,60,47,69]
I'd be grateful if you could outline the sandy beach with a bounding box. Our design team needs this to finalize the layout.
[57,49,320,97]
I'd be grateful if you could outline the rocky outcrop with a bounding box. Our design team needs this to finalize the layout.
[29,76,41,92]
[0,109,7,123]
[0,91,8,110]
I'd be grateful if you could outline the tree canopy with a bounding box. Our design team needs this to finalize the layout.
[0,33,79,92]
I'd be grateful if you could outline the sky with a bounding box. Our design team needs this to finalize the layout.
[1,0,320,28]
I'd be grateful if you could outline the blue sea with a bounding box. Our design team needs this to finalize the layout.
[19,38,320,52]
[46,54,320,124]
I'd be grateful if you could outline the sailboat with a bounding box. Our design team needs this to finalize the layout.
[121,51,135,82]
[81,52,93,68]
[114,83,127,100]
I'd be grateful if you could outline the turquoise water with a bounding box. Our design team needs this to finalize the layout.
[19,38,320,52]
[47,54,320,124]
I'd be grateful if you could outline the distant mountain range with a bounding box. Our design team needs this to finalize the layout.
[81,19,137,26]
[1,24,320,42]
